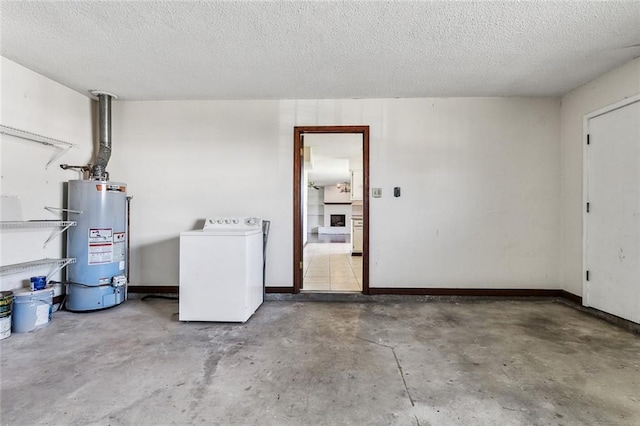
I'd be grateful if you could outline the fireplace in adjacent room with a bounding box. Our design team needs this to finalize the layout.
[330,214,346,227]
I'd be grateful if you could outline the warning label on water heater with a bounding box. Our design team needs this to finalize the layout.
[89,228,113,243]
[88,228,113,264]
[113,232,126,268]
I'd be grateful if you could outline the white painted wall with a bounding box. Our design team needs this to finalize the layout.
[367,98,561,288]
[324,184,351,203]
[109,101,292,287]
[0,56,563,291]
[560,57,640,296]
[110,97,560,289]
[0,57,93,292]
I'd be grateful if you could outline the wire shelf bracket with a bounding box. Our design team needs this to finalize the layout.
[0,220,77,248]
[0,124,77,168]
[0,258,76,280]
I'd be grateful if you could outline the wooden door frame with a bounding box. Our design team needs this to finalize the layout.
[293,125,370,294]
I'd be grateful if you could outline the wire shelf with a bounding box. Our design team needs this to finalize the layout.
[0,124,77,168]
[0,125,75,148]
[0,221,76,229]
[0,258,76,276]
[1,221,77,247]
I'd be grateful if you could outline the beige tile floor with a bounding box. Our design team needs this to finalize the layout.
[303,242,362,291]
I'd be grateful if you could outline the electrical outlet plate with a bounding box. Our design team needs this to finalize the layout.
[372,188,382,198]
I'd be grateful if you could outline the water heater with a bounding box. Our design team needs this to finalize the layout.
[65,180,127,311]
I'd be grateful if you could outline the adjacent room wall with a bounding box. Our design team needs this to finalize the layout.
[560,57,640,296]
[0,57,93,292]
[110,97,561,289]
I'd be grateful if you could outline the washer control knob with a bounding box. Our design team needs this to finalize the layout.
[225,219,231,224]
[232,219,239,224]
[216,219,223,224]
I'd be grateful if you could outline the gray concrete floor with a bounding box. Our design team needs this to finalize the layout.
[1,299,639,425]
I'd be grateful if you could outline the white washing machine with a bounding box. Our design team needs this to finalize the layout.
[179,217,263,322]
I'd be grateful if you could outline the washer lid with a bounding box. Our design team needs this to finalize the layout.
[181,229,262,237]
[202,216,262,231]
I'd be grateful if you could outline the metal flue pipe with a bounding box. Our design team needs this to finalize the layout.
[90,91,117,180]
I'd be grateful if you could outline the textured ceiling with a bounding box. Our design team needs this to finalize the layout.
[2,1,640,100]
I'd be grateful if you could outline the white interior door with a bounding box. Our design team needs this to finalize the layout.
[585,99,640,323]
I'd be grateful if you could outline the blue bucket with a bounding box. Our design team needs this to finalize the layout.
[12,287,53,333]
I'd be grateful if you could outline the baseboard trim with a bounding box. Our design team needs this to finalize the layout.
[123,285,583,304]
[368,288,569,298]
[264,287,584,303]
[128,285,178,294]
[265,286,295,294]
[574,304,640,334]
[127,286,294,294]
[559,290,582,305]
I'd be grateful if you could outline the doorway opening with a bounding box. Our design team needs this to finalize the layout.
[293,126,370,294]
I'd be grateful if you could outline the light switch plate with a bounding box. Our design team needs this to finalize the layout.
[372,188,382,198]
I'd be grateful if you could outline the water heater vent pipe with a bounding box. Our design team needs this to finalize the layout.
[90,90,117,181]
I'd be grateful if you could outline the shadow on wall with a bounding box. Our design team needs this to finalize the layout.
[131,237,179,286]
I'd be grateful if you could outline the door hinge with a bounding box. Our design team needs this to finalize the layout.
[300,148,304,156]
[586,270,590,281]
[587,134,590,145]
[299,261,303,270]
[586,202,590,213]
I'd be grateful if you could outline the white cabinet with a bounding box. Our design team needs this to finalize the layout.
[351,218,363,255]
[350,170,363,201]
